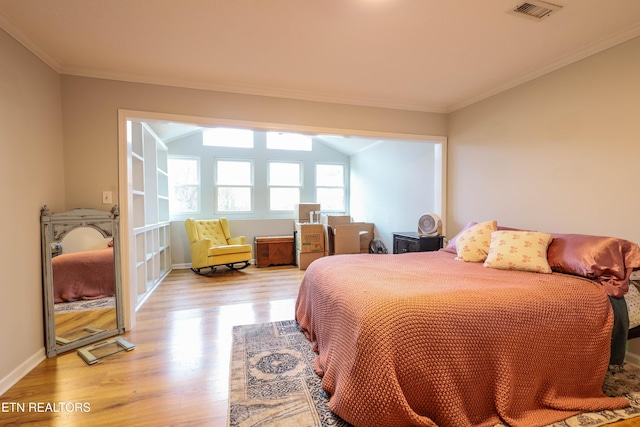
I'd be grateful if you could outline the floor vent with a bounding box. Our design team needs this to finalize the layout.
[512,1,562,20]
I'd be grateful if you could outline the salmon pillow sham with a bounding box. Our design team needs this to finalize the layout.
[547,233,640,297]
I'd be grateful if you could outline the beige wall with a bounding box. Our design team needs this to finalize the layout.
[448,35,640,353]
[448,36,640,242]
[0,29,64,392]
[3,22,639,392]
[61,76,447,210]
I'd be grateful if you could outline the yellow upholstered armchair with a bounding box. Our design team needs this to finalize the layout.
[184,218,252,275]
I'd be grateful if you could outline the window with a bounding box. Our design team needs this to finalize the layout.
[268,161,301,211]
[168,157,199,213]
[266,132,312,151]
[203,127,254,148]
[216,160,252,212]
[316,164,345,211]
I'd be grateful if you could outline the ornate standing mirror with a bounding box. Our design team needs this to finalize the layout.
[41,206,125,357]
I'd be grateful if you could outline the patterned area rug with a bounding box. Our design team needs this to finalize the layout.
[54,296,115,313]
[228,320,640,427]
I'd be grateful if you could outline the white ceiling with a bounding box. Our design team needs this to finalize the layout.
[1,0,639,114]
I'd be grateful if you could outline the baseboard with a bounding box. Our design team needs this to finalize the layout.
[626,350,640,368]
[135,269,172,311]
[171,263,191,269]
[0,348,45,396]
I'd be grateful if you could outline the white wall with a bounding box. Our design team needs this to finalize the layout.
[447,35,640,355]
[350,140,437,250]
[166,129,350,266]
[0,28,64,393]
[166,130,350,221]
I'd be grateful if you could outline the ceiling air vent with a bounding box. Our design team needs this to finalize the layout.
[512,0,562,20]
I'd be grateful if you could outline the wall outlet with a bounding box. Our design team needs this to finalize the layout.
[102,191,113,204]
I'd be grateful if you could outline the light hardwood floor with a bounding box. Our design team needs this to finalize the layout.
[1,265,638,427]
[0,265,304,427]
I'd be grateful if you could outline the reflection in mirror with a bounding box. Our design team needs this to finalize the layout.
[53,226,117,346]
[41,206,124,357]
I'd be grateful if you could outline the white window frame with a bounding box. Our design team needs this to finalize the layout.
[315,163,346,212]
[215,158,254,213]
[203,127,254,148]
[168,156,201,214]
[266,132,312,151]
[268,160,302,212]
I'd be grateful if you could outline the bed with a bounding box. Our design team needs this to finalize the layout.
[52,247,115,303]
[295,222,640,427]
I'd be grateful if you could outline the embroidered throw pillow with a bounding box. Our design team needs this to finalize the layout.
[442,221,477,254]
[626,280,640,329]
[455,220,497,262]
[484,230,553,273]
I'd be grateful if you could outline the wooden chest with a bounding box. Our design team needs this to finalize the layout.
[254,235,295,268]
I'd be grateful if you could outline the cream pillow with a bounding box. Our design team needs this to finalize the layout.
[626,280,640,329]
[483,230,553,273]
[455,220,498,262]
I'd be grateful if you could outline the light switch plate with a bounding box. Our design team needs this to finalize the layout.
[102,191,113,204]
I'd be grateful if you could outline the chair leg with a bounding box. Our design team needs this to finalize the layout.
[226,261,250,271]
[191,266,217,276]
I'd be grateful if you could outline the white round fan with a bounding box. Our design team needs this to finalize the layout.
[418,213,442,236]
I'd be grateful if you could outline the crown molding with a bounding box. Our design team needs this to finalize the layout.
[2,7,638,116]
[60,64,449,114]
[0,12,62,72]
[448,23,640,113]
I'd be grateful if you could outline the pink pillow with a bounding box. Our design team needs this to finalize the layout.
[547,233,640,297]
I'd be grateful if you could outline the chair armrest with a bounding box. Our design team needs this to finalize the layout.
[228,236,246,245]
[190,238,212,267]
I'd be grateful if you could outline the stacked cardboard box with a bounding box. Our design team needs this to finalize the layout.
[321,215,374,255]
[294,222,325,269]
[355,222,375,253]
[294,203,321,223]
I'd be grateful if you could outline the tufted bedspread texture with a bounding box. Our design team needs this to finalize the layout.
[295,251,629,427]
[52,247,114,303]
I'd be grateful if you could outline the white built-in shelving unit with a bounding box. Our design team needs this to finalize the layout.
[129,120,172,308]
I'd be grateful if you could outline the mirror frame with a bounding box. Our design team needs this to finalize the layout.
[40,205,125,357]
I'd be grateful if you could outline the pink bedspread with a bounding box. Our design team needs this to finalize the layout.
[52,247,115,303]
[295,251,629,427]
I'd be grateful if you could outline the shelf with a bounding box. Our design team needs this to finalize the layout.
[131,122,144,158]
[132,157,144,193]
[129,119,172,310]
[157,172,169,198]
[132,194,145,229]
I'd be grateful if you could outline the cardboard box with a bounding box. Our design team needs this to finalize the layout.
[294,203,321,223]
[333,224,361,255]
[323,222,374,255]
[295,222,325,253]
[322,224,334,255]
[296,250,324,270]
[320,215,351,227]
[354,222,374,253]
